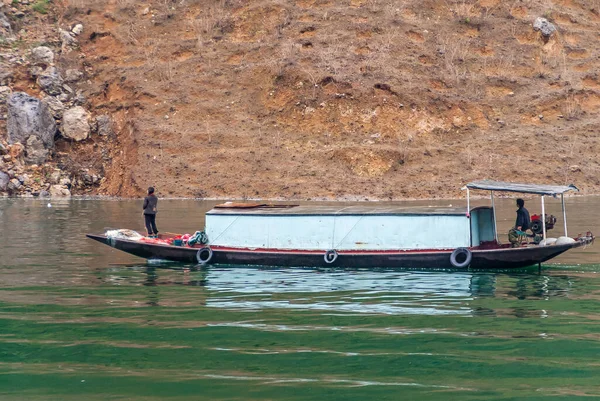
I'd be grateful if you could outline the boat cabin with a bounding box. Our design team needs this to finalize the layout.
[206,205,473,251]
[205,180,579,252]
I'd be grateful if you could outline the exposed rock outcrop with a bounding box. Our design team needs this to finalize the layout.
[0,11,13,41]
[60,29,77,51]
[24,136,49,165]
[0,7,100,197]
[49,184,71,198]
[61,106,90,141]
[96,115,114,136]
[30,46,55,66]
[7,93,56,161]
[64,69,83,83]
[0,171,9,191]
[37,66,64,96]
[71,23,83,36]
[42,96,65,119]
[533,17,557,37]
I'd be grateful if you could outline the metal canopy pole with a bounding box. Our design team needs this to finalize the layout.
[466,187,471,246]
[466,188,470,215]
[561,193,568,237]
[491,191,498,243]
[541,195,547,242]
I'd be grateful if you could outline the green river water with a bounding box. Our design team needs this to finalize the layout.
[1,197,600,400]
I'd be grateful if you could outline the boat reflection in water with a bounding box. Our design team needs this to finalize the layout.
[116,266,581,316]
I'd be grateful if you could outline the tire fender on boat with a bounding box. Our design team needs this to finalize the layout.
[324,250,338,264]
[450,247,472,268]
[196,247,213,265]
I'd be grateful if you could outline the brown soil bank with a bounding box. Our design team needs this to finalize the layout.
[10,0,600,199]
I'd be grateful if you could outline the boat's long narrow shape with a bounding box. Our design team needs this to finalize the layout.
[87,181,595,269]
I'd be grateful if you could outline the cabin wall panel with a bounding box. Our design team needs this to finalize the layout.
[206,214,471,250]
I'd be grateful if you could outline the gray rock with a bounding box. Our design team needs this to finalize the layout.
[57,93,71,102]
[7,178,21,192]
[39,189,50,197]
[73,90,86,105]
[49,169,61,184]
[0,63,13,85]
[0,12,13,39]
[72,23,83,35]
[19,173,32,186]
[60,29,77,50]
[7,92,56,149]
[37,66,64,96]
[29,65,44,78]
[96,114,114,136]
[49,184,71,198]
[30,46,54,65]
[24,135,49,164]
[42,96,65,119]
[61,106,90,141]
[0,143,7,155]
[0,171,9,191]
[64,69,83,82]
[533,17,557,37]
[0,86,10,103]
[82,173,93,185]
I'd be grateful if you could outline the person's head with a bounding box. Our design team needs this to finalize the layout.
[516,198,524,208]
[148,186,155,195]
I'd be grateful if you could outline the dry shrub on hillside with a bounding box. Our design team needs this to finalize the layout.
[482,52,515,79]
[445,0,478,22]
[65,0,85,8]
[563,94,583,120]
[189,1,231,45]
[437,35,472,83]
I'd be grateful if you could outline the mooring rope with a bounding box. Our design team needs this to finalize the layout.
[208,215,241,244]
[333,215,366,250]
[331,206,353,249]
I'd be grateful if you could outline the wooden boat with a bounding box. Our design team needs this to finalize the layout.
[87,180,594,269]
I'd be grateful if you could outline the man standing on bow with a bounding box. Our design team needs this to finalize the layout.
[143,186,159,238]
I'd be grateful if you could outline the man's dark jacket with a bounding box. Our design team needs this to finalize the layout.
[515,206,530,230]
[143,194,158,215]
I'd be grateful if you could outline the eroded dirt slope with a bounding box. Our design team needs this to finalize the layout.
[20,0,600,199]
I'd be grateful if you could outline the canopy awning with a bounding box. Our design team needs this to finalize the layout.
[465,180,579,196]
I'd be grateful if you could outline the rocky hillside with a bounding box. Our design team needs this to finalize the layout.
[1,0,600,199]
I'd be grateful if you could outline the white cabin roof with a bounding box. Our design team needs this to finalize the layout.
[466,180,578,196]
[207,204,467,216]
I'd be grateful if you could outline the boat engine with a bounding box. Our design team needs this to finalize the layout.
[530,214,557,235]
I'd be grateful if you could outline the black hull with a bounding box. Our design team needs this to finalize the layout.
[87,234,593,269]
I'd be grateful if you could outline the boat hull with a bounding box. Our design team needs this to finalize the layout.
[86,234,593,269]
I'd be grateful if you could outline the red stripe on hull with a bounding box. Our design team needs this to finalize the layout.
[209,246,459,255]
